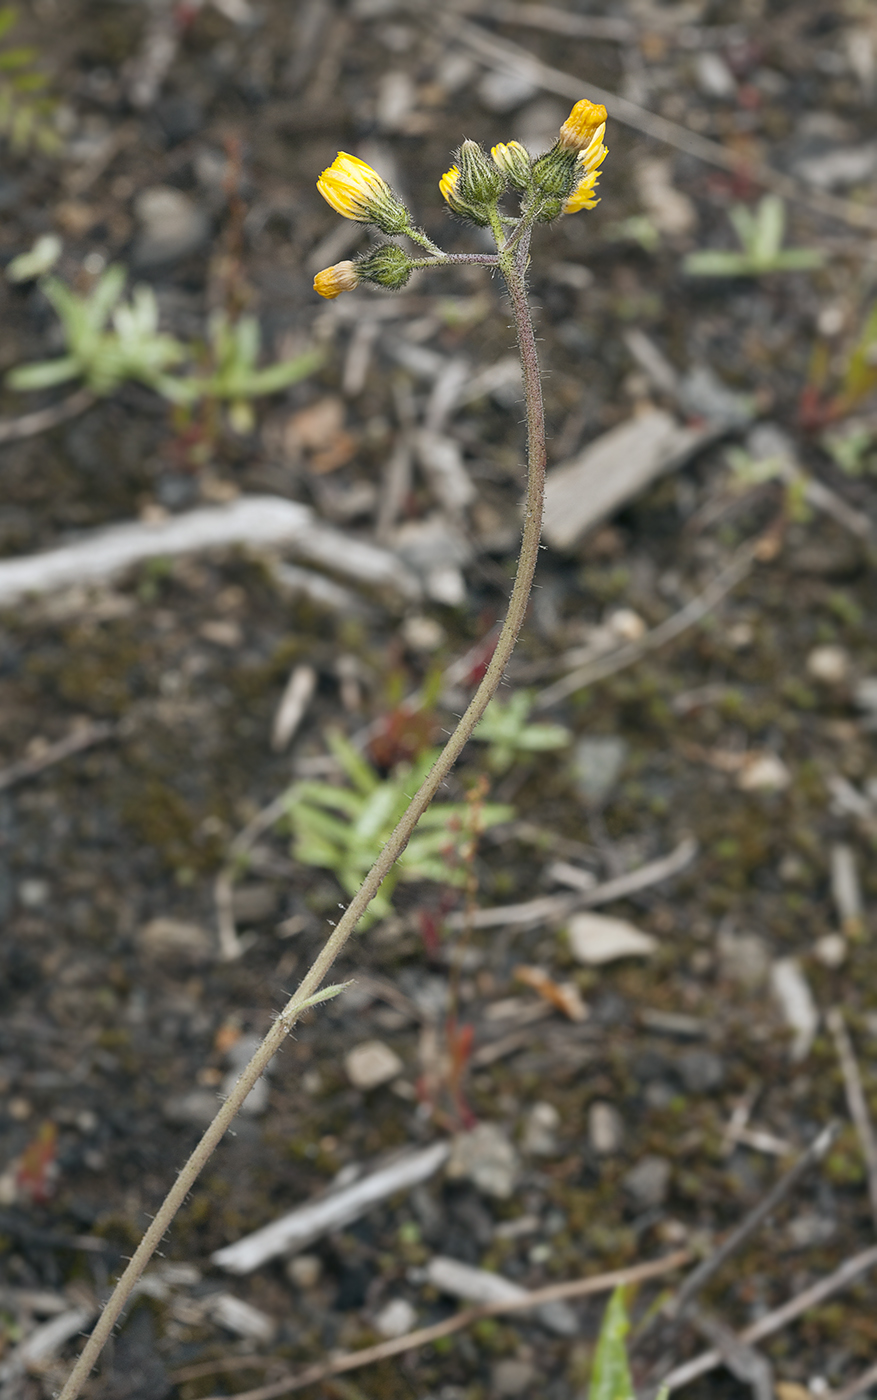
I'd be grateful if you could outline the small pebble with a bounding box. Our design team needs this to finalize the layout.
[572,736,628,805]
[623,1154,672,1208]
[737,752,791,793]
[401,614,445,651]
[806,645,850,684]
[677,1049,724,1094]
[521,1101,560,1157]
[606,607,646,642]
[813,933,847,968]
[852,676,877,713]
[447,1123,519,1199]
[492,1360,537,1396]
[345,1040,403,1090]
[588,1101,623,1155]
[568,912,657,966]
[374,1297,417,1338]
[8,1097,32,1121]
[286,1254,321,1288]
[132,185,209,268]
[139,917,213,961]
[717,930,770,989]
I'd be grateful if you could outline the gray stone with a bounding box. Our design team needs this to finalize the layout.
[572,736,628,805]
[623,1155,671,1208]
[139,917,213,961]
[345,1040,403,1091]
[588,1101,623,1155]
[677,1049,724,1094]
[163,1089,219,1127]
[521,1102,560,1157]
[447,1124,519,1199]
[132,186,209,268]
[492,1359,537,1396]
[717,930,770,989]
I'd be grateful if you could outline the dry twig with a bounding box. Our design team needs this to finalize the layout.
[670,1123,836,1320]
[827,1008,877,1232]
[445,835,698,931]
[0,723,115,793]
[658,1242,877,1392]
[171,1250,691,1396]
[0,389,95,445]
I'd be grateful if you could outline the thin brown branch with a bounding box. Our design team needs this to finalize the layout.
[0,389,95,445]
[172,1251,690,1399]
[0,723,115,793]
[827,1008,877,1232]
[659,1243,877,1392]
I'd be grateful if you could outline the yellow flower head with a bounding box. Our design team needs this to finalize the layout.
[439,164,461,205]
[313,260,360,300]
[558,98,608,153]
[490,140,531,190]
[317,152,410,235]
[563,128,608,213]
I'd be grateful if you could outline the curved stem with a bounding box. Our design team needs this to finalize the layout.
[56,261,545,1400]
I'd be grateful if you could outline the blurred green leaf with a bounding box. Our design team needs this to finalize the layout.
[588,1287,634,1400]
[684,195,824,278]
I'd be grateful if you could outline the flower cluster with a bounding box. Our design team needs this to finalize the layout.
[312,98,607,299]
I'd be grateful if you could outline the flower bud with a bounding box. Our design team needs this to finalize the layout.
[317,152,411,236]
[558,98,608,153]
[313,260,360,300]
[531,99,608,222]
[357,244,415,292]
[440,140,505,226]
[490,140,531,193]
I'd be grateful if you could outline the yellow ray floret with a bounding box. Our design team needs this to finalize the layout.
[317,152,393,222]
[313,260,360,299]
[563,128,608,213]
[439,164,461,204]
[558,98,608,152]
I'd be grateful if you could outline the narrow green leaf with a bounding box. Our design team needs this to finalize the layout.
[588,1287,634,1400]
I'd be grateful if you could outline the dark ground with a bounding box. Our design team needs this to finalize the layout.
[1,2,877,1399]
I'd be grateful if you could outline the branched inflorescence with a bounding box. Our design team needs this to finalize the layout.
[312,97,608,297]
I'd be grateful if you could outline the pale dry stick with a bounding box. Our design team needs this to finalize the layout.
[669,1122,837,1320]
[0,388,95,445]
[0,722,115,793]
[173,1250,691,1398]
[56,247,547,1400]
[658,1242,877,1392]
[448,16,877,233]
[534,545,755,710]
[830,1358,877,1400]
[444,834,698,930]
[827,1007,877,1232]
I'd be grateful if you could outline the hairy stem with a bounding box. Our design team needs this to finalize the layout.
[57,257,546,1400]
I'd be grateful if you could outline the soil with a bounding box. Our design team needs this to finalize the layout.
[1,3,877,1400]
